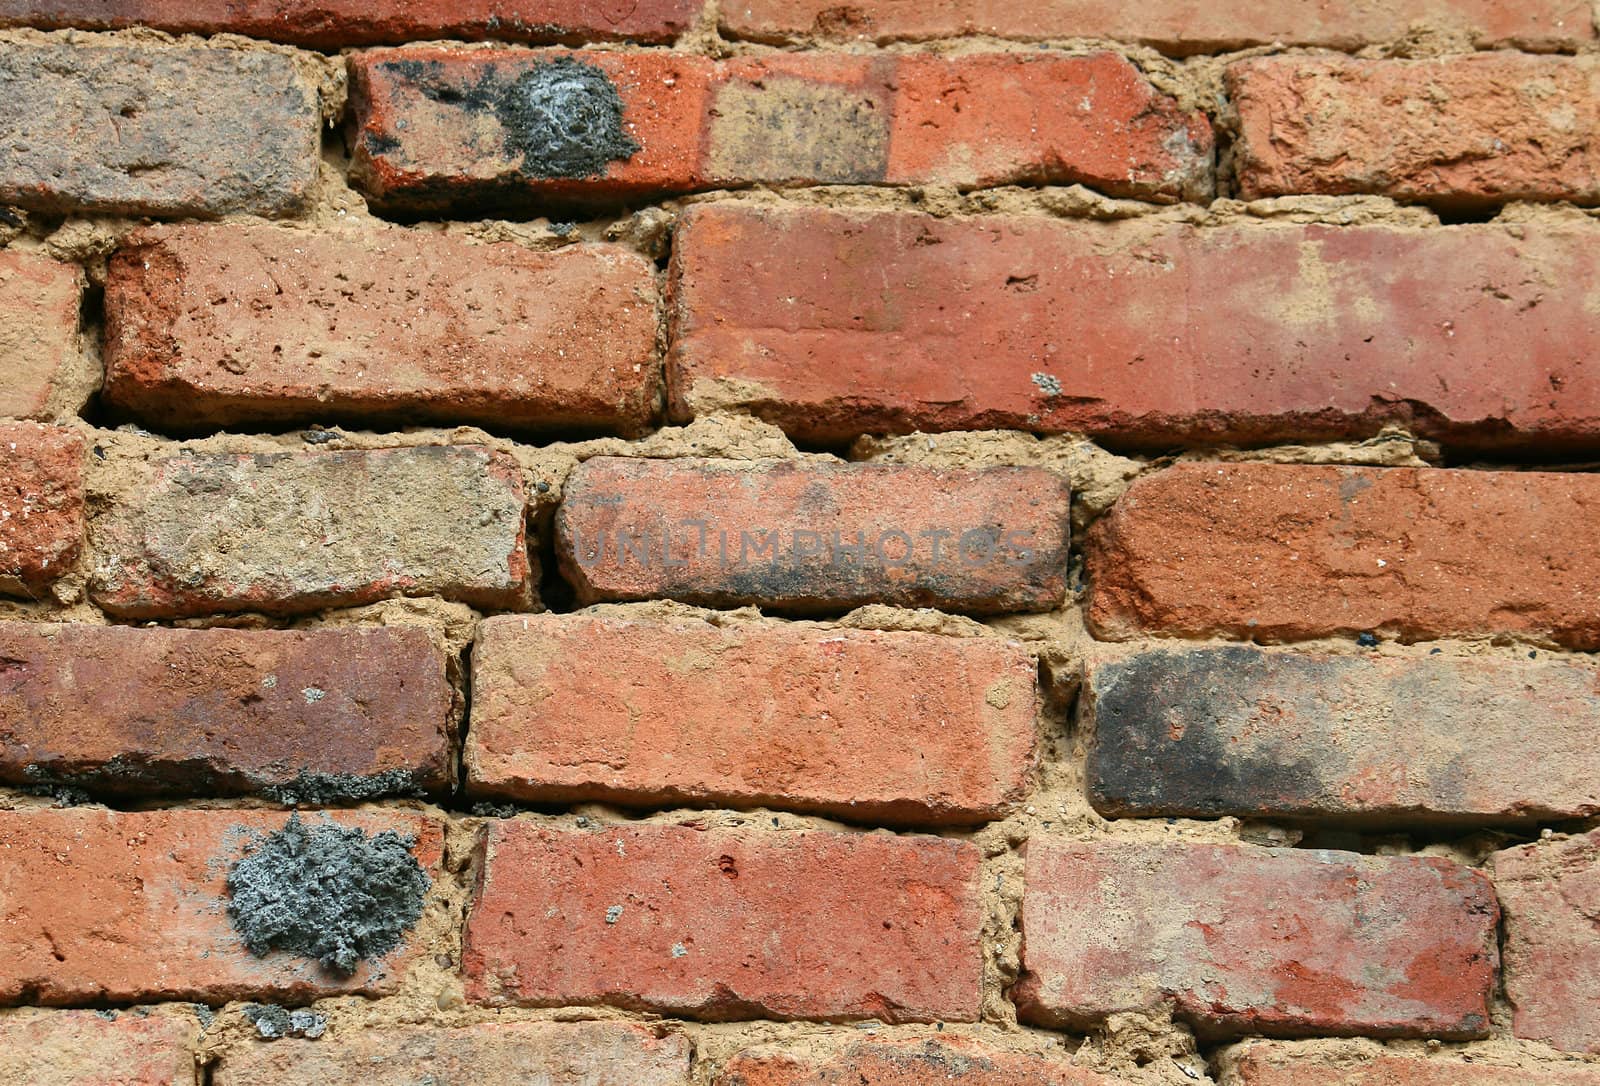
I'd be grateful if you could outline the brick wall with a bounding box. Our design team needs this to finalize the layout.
[0,3,1596,1084]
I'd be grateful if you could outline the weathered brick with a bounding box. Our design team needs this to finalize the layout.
[0,1009,200,1086]
[464,821,982,1022]
[0,421,84,598]
[0,808,443,1004]
[104,225,660,436]
[1086,646,1600,825]
[1219,1039,1600,1086]
[348,49,1211,211]
[0,0,700,46]
[720,0,1596,52]
[90,444,530,618]
[555,458,1069,614]
[1086,464,1600,648]
[213,1021,692,1085]
[0,42,318,217]
[0,622,451,800]
[718,1036,1133,1085]
[1494,829,1600,1054]
[1015,839,1498,1039]
[0,250,88,422]
[1231,55,1600,206]
[668,205,1600,449]
[467,612,1037,825]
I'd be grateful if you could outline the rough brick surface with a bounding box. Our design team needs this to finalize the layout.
[1086,646,1600,824]
[0,808,443,1005]
[213,1021,693,1085]
[668,205,1600,449]
[1231,55,1600,206]
[718,1036,1132,1085]
[467,612,1037,825]
[1494,829,1600,1054]
[104,225,660,436]
[0,251,87,422]
[0,43,318,217]
[0,1009,199,1086]
[464,821,982,1022]
[0,622,451,799]
[556,458,1069,614]
[348,49,1211,211]
[90,445,530,618]
[1086,464,1600,647]
[720,0,1596,51]
[0,422,84,598]
[0,0,700,45]
[1219,1040,1600,1085]
[1015,839,1498,1039]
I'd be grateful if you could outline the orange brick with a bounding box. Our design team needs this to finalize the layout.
[0,622,451,800]
[104,225,660,436]
[464,821,983,1022]
[1220,1039,1600,1085]
[349,49,1210,211]
[0,421,84,599]
[556,458,1070,615]
[1231,55,1600,206]
[1086,464,1600,648]
[0,1009,200,1086]
[1016,839,1498,1039]
[718,1036,1136,1085]
[0,808,443,1005]
[467,612,1037,825]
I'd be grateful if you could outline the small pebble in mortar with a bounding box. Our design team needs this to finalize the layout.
[244,1003,327,1040]
[225,813,429,975]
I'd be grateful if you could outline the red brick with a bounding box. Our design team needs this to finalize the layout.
[1085,646,1600,825]
[467,612,1037,825]
[463,821,982,1022]
[0,1009,200,1086]
[104,225,660,437]
[1015,839,1498,1039]
[348,49,1211,212]
[0,622,451,800]
[717,1036,1133,1085]
[0,0,700,46]
[0,422,84,598]
[1085,464,1600,648]
[1220,1039,1600,1086]
[0,251,87,421]
[555,458,1070,614]
[720,0,1595,52]
[1494,828,1600,1054]
[0,43,317,218]
[213,1021,692,1085]
[1231,55,1600,207]
[90,445,531,618]
[0,808,443,1005]
[667,204,1600,449]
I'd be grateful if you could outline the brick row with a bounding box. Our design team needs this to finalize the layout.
[1085,646,1600,825]
[556,457,1071,614]
[0,622,451,800]
[213,1021,692,1085]
[0,809,443,1005]
[0,42,318,218]
[0,251,87,422]
[348,49,1212,211]
[0,0,700,45]
[1016,839,1499,1039]
[668,204,1600,450]
[104,225,661,437]
[467,612,1037,825]
[463,820,982,1022]
[720,1,1595,52]
[1086,463,1600,648]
